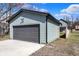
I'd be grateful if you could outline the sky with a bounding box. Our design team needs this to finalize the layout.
[22,3,79,21]
[1,3,79,21]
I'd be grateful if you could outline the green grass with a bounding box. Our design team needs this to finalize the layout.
[67,31,79,43]
[51,31,79,44]
[60,32,65,36]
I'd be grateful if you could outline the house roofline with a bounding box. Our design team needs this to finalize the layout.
[60,19,68,24]
[7,8,61,25]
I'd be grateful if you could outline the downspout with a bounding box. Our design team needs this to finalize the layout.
[46,15,48,44]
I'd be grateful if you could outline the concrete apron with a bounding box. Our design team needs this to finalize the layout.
[0,40,45,56]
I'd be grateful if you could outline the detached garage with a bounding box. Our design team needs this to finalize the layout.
[8,9,60,44]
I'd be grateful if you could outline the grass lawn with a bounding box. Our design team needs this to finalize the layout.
[31,31,79,56]
[60,32,65,36]
[68,31,79,43]
[0,34,10,41]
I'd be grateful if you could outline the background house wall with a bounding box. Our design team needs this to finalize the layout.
[60,20,68,33]
[75,25,79,30]
[60,20,70,38]
[10,12,46,43]
[47,19,59,43]
[60,20,67,27]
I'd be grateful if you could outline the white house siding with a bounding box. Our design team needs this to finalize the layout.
[10,12,46,43]
[60,20,70,38]
[47,19,59,43]
[60,21,67,27]
[75,25,79,30]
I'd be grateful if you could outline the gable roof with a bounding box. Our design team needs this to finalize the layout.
[60,19,68,24]
[7,9,61,25]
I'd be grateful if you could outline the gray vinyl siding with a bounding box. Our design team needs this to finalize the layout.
[47,19,59,43]
[10,10,60,44]
[10,12,46,43]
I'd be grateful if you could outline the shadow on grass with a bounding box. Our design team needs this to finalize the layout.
[60,34,66,38]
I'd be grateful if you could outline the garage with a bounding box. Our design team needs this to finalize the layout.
[13,24,40,43]
[8,9,60,44]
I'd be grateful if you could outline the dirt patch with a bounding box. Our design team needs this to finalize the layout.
[31,31,79,56]
[31,39,74,56]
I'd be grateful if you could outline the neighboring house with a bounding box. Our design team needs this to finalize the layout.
[60,19,70,38]
[75,24,79,31]
[7,9,60,44]
[60,19,68,32]
[71,21,79,31]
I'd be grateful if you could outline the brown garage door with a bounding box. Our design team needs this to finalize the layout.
[13,24,40,43]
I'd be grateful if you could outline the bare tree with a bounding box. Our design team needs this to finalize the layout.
[0,3,24,35]
[0,3,24,21]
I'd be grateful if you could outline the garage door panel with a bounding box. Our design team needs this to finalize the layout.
[13,25,39,43]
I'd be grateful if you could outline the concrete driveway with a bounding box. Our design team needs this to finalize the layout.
[0,40,44,56]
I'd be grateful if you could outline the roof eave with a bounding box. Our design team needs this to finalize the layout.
[7,9,61,25]
[47,14,61,25]
[7,9,48,23]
